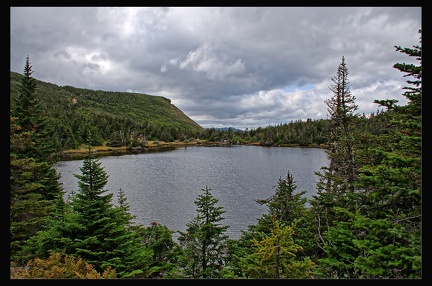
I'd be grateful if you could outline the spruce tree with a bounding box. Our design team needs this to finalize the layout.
[223,171,317,278]
[323,55,358,193]
[12,55,38,134]
[318,207,420,278]
[238,217,316,279]
[10,57,65,264]
[311,30,422,278]
[255,171,308,227]
[309,56,361,260]
[138,222,183,278]
[177,186,229,278]
[9,156,61,264]
[20,145,154,278]
[11,55,57,162]
[352,29,422,278]
[254,171,314,258]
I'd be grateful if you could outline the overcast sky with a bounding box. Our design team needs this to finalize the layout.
[10,7,421,130]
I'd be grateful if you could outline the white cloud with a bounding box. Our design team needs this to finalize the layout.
[10,7,421,129]
[177,42,245,80]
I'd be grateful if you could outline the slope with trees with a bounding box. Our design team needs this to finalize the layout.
[10,29,421,279]
[10,71,205,151]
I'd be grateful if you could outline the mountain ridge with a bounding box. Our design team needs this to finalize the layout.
[10,71,205,150]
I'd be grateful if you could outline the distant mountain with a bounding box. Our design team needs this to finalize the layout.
[208,127,243,132]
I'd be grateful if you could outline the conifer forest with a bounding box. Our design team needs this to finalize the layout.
[10,30,421,279]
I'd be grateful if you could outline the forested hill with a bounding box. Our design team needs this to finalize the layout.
[10,71,204,150]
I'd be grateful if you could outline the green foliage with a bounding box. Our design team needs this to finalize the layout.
[10,58,65,264]
[11,56,59,162]
[224,171,319,278]
[10,71,204,150]
[116,188,137,226]
[238,218,316,278]
[310,29,422,279]
[10,66,337,149]
[318,207,421,278]
[11,56,38,130]
[20,148,154,278]
[256,171,308,226]
[9,155,63,263]
[177,186,230,278]
[225,119,332,146]
[254,171,316,257]
[308,56,363,265]
[323,56,358,193]
[10,30,422,278]
[138,222,183,278]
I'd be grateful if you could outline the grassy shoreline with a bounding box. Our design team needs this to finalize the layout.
[57,140,205,159]
[57,140,327,160]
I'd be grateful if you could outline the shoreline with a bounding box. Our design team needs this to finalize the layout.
[57,140,327,161]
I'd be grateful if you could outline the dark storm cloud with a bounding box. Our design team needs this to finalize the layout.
[10,7,421,129]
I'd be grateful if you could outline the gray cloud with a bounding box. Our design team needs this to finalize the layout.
[10,7,421,129]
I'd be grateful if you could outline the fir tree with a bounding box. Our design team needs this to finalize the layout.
[238,217,316,278]
[352,29,422,278]
[323,55,358,193]
[10,58,65,264]
[138,221,183,278]
[20,145,153,278]
[12,55,38,134]
[11,55,57,162]
[311,30,422,279]
[309,56,361,262]
[177,186,230,278]
[256,170,308,227]
[224,171,317,278]
[254,171,314,257]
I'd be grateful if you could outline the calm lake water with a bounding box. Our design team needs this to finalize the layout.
[54,145,329,239]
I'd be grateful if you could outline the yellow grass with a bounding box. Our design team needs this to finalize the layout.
[61,140,206,155]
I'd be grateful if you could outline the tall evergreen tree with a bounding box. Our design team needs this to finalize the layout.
[224,171,315,278]
[116,189,183,278]
[324,55,358,193]
[9,153,62,264]
[11,55,57,162]
[357,29,421,223]
[177,186,230,278]
[352,29,422,278]
[12,55,38,134]
[309,56,360,262]
[10,57,65,264]
[253,171,316,258]
[20,145,154,278]
[311,30,422,278]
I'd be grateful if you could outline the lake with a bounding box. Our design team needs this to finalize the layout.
[54,145,329,240]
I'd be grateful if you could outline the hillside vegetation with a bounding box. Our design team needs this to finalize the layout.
[10,71,335,157]
[10,30,421,278]
[10,71,204,151]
